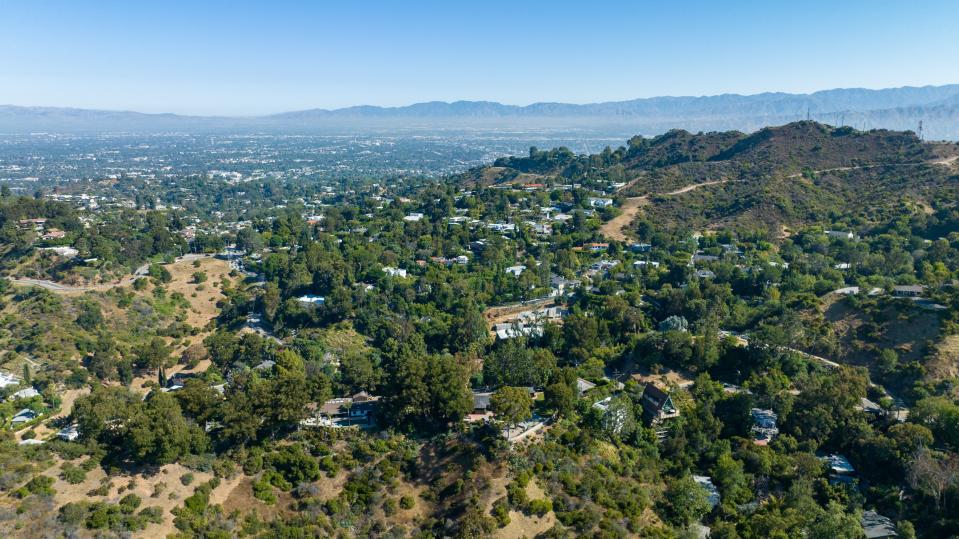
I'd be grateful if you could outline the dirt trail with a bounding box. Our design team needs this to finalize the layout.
[600,180,727,241]
[786,155,959,179]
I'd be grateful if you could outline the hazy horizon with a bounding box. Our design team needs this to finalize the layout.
[2,0,958,115]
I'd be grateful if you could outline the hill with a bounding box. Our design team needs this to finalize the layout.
[461,121,959,235]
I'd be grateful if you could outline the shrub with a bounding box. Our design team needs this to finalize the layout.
[60,463,87,485]
[399,495,415,510]
[528,498,553,516]
[252,477,277,504]
[119,493,142,514]
[491,497,511,527]
[383,497,398,516]
[19,475,55,497]
[180,473,194,486]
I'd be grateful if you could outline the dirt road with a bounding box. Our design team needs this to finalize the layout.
[600,180,728,241]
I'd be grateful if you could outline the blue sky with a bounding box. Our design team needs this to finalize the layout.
[1,0,957,115]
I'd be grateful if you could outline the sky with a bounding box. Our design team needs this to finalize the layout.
[1,0,958,115]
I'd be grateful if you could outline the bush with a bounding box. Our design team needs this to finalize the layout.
[400,495,415,510]
[60,463,87,484]
[19,475,55,498]
[119,493,142,514]
[383,497,398,516]
[252,477,277,504]
[528,498,553,516]
[180,473,194,486]
[491,497,511,527]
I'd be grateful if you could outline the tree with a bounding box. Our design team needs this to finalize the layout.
[191,271,207,284]
[908,448,959,511]
[135,337,174,385]
[425,354,473,424]
[911,396,959,449]
[483,339,555,388]
[807,501,863,539]
[491,387,533,438]
[659,475,711,527]
[127,391,208,464]
[545,381,576,417]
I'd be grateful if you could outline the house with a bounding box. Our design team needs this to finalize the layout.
[8,387,40,401]
[750,408,779,445]
[592,396,629,434]
[585,242,609,253]
[41,228,67,240]
[633,260,661,269]
[253,359,276,371]
[470,387,536,419]
[861,510,898,539]
[834,263,852,270]
[590,259,619,272]
[38,246,79,258]
[575,378,597,396]
[403,212,424,222]
[550,275,581,297]
[470,391,494,421]
[494,322,544,340]
[691,254,720,264]
[693,475,721,508]
[296,294,326,306]
[308,392,381,427]
[487,223,516,233]
[589,197,614,208]
[11,408,39,427]
[694,269,716,280]
[822,454,856,484]
[826,230,855,240]
[857,397,884,419]
[630,243,652,253]
[892,285,925,298]
[57,423,80,442]
[382,267,408,278]
[641,384,680,423]
[504,265,526,276]
[0,372,18,389]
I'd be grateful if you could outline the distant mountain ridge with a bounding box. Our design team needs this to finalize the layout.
[3,84,959,138]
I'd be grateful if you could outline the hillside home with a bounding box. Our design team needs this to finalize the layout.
[641,384,680,424]
[504,265,526,276]
[589,197,614,208]
[11,408,39,427]
[892,284,925,297]
[693,475,721,508]
[861,510,898,539]
[296,294,326,306]
[826,230,855,240]
[750,408,779,445]
[8,387,40,401]
[383,267,408,278]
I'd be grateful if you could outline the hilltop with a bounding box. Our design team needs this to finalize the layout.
[460,121,959,235]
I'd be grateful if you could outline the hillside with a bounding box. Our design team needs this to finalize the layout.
[463,121,959,235]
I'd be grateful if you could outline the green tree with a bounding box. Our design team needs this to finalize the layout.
[491,387,533,438]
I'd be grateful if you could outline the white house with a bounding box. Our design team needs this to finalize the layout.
[589,197,614,208]
[403,213,424,222]
[296,294,326,306]
[383,267,408,278]
[505,265,527,276]
[8,387,40,401]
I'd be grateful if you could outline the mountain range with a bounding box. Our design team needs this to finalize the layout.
[3,85,959,139]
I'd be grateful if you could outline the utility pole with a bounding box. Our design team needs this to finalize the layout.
[918,120,924,141]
